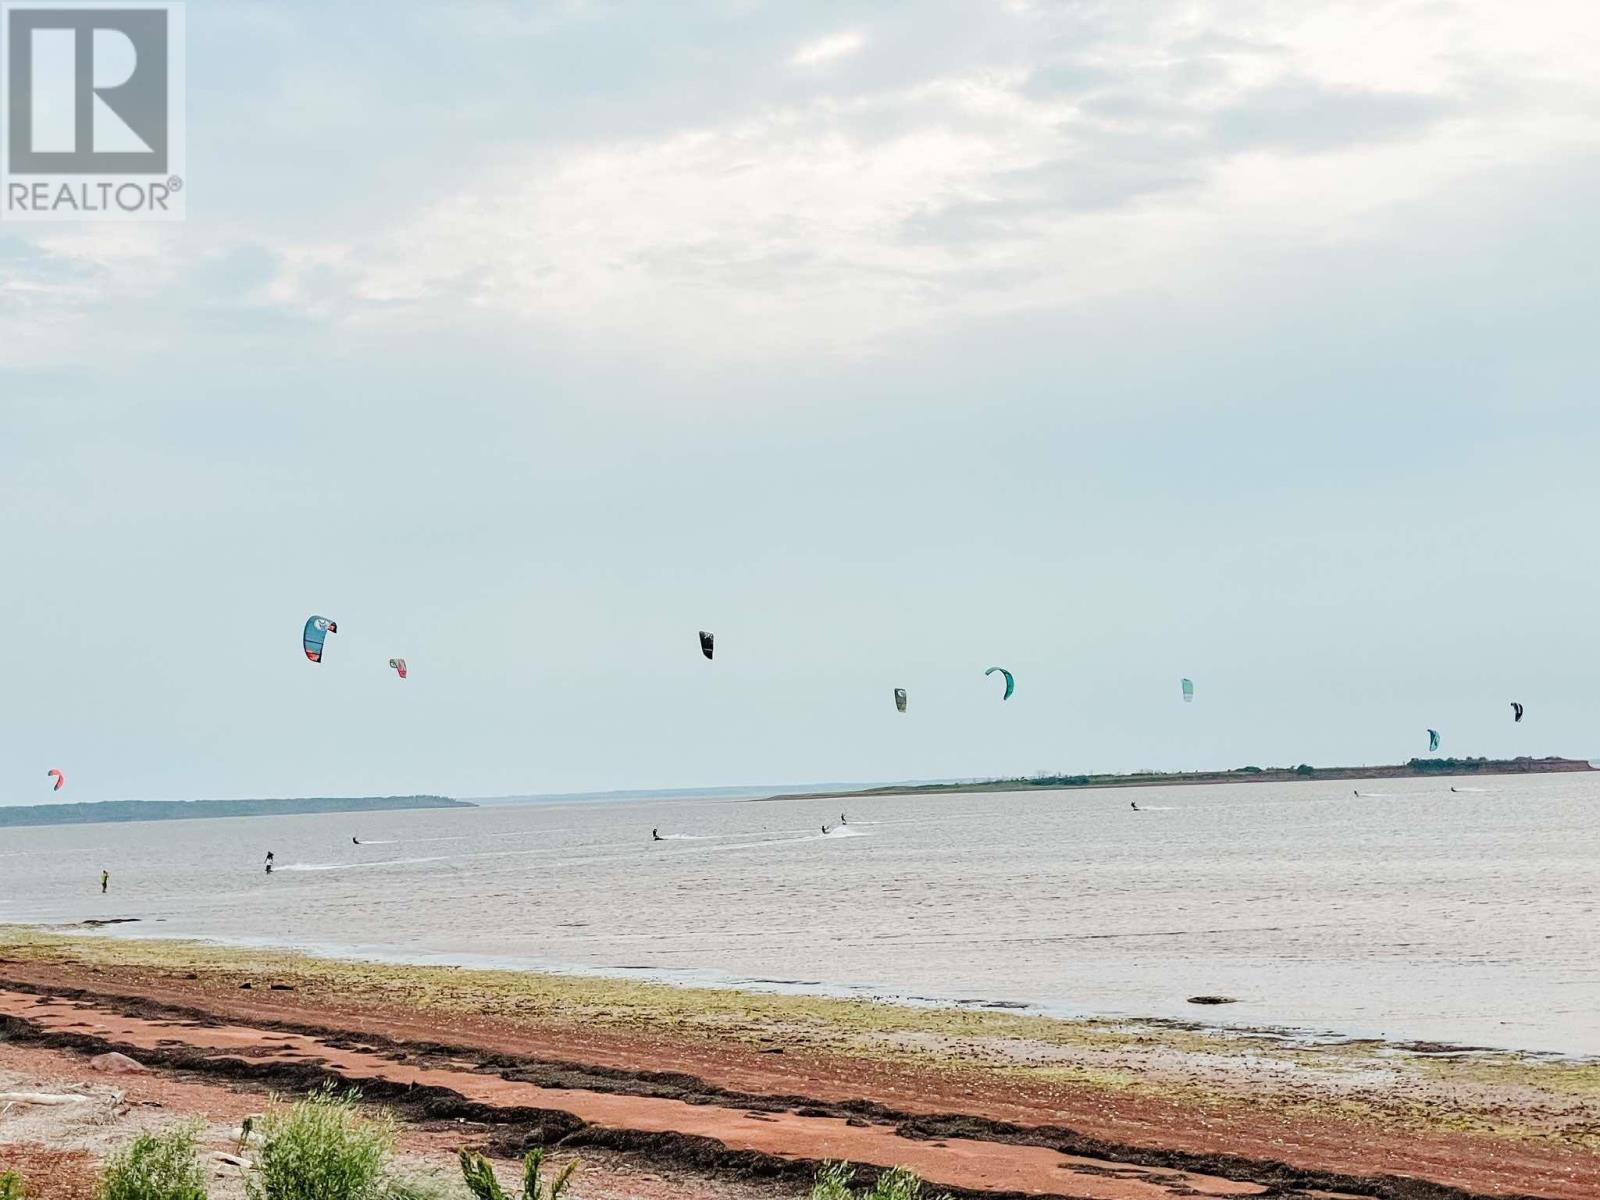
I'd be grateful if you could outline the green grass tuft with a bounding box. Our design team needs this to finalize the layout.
[98,1125,208,1200]
[810,1163,945,1200]
[246,1087,438,1200]
[459,1146,577,1200]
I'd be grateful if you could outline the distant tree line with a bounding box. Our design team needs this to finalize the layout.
[1406,757,1490,772]
[0,795,472,828]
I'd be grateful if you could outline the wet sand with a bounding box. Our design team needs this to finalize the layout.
[0,930,1594,1198]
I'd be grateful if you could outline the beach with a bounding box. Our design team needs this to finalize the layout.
[3,778,1597,1196]
[1,929,1595,1199]
[8,0,1598,1192]
[2,778,1597,1055]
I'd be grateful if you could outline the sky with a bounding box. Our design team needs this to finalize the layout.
[3,0,1600,803]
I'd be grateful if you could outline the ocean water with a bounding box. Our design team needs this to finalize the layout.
[1,774,1597,1054]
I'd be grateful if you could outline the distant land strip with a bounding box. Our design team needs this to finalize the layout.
[756,756,1595,803]
[0,795,473,828]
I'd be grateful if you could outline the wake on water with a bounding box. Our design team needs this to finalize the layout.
[654,827,871,856]
[278,855,449,872]
[280,823,874,876]
[347,829,554,848]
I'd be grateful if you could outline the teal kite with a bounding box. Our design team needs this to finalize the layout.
[985,667,1014,700]
[1428,729,1440,752]
[1181,678,1194,703]
[303,616,336,663]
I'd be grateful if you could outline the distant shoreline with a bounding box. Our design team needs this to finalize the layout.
[754,756,1594,803]
[0,794,472,829]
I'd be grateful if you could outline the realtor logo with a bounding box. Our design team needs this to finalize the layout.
[1,1,185,220]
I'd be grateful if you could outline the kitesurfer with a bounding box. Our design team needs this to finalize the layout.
[100,870,108,894]
[652,828,662,842]
[840,813,847,826]
[1130,801,1138,811]
[352,837,360,845]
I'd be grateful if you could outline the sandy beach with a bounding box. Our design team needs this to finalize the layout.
[0,928,1594,1199]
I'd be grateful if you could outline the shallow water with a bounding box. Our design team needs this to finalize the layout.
[2,773,1597,1054]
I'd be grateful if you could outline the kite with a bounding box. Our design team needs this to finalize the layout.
[303,615,337,663]
[985,666,1015,700]
[389,658,407,680]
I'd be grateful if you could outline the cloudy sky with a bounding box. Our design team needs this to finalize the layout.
[3,0,1599,803]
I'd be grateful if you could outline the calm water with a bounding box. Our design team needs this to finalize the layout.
[2,775,1597,1054]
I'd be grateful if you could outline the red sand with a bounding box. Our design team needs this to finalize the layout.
[0,960,1593,1199]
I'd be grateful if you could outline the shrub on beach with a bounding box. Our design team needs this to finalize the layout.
[458,1146,578,1200]
[810,1163,944,1200]
[0,1171,26,1200]
[245,1087,442,1200]
[98,1125,208,1200]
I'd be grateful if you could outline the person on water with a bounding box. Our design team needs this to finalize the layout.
[100,869,109,894]
[352,836,360,845]
[1130,801,1138,811]
[651,828,662,842]
[821,824,830,834]
[840,813,848,826]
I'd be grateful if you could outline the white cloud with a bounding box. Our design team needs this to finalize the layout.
[7,0,1600,369]
[293,0,1600,363]
[790,30,866,68]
